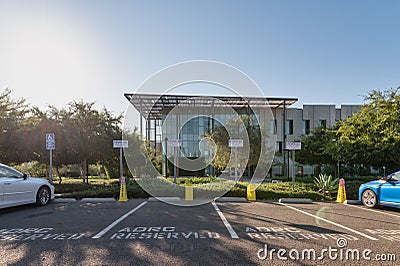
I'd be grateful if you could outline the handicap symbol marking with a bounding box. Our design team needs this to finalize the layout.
[245,226,359,241]
[365,229,400,241]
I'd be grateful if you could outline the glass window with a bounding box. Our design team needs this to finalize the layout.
[276,142,283,153]
[250,113,260,124]
[388,171,400,181]
[303,120,310,135]
[0,165,23,178]
[270,119,277,135]
[285,120,293,135]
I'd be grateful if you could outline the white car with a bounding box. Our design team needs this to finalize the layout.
[0,163,55,209]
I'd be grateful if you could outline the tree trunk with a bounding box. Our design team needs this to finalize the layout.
[81,159,88,184]
[56,165,62,184]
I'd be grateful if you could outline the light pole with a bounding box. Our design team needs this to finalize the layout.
[164,137,168,177]
[332,139,338,178]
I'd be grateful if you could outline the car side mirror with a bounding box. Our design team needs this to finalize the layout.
[22,173,28,180]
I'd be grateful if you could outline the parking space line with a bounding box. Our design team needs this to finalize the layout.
[279,203,379,241]
[346,204,400,218]
[211,201,239,239]
[92,201,147,239]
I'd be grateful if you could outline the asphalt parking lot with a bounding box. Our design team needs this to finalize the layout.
[1,199,399,265]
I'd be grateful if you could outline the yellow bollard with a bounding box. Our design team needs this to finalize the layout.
[247,184,256,201]
[119,176,128,202]
[185,185,193,201]
[336,178,347,203]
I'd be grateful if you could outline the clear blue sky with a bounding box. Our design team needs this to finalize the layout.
[1,0,399,116]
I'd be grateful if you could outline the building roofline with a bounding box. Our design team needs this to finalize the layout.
[124,93,298,119]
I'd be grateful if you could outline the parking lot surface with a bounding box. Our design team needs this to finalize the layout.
[1,199,399,265]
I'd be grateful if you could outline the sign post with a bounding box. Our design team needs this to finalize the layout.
[286,141,302,189]
[229,139,243,181]
[114,140,129,202]
[46,133,55,183]
[113,140,129,180]
[167,139,181,186]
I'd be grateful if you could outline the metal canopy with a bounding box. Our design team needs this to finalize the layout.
[125,93,298,119]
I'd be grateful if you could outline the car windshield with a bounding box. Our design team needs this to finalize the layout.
[0,164,24,178]
[387,170,400,181]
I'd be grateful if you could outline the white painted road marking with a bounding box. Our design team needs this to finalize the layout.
[0,227,86,241]
[346,204,400,219]
[211,201,239,239]
[92,201,147,239]
[279,203,379,241]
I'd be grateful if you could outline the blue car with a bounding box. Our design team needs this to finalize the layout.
[359,170,400,208]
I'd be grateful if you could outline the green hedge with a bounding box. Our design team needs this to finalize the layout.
[54,176,378,200]
[54,178,330,200]
[55,179,148,199]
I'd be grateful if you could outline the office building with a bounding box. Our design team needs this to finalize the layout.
[125,93,361,177]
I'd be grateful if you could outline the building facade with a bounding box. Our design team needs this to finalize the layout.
[271,104,361,177]
[274,104,362,151]
[125,93,361,177]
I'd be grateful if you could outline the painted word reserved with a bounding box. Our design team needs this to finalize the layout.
[110,226,220,240]
[0,228,85,241]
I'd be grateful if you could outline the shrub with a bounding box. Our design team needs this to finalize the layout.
[53,176,344,201]
[255,182,328,200]
[313,174,339,197]
[185,176,217,185]
[14,161,48,178]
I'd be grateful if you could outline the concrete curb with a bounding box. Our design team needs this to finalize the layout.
[148,197,240,204]
[343,200,362,205]
[53,198,77,203]
[215,197,248,203]
[278,198,313,204]
[80,198,116,203]
[148,197,181,202]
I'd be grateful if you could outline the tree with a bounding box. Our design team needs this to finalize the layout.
[58,101,123,182]
[296,87,400,175]
[0,89,127,180]
[335,87,400,172]
[204,115,262,173]
[296,126,337,165]
[0,88,30,163]
[123,129,151,177]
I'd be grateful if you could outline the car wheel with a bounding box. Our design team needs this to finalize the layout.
[36,186,51,206]
[362,189,377,208]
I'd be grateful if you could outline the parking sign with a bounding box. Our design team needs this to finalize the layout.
[46,133,55,150]
[229,139,243,147]
[113,140,129,148]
